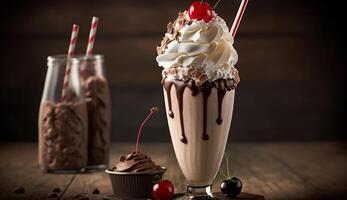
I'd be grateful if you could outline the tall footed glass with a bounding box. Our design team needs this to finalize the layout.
[162,78,236,199]
[156,3,241,198]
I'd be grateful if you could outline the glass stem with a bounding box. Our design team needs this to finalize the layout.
[183,184,214,200]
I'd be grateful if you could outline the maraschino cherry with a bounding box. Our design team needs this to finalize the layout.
[153,180,174,200]
[188,1,213,22]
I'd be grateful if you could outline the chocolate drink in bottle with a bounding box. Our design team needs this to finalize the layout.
[39,55,88,172]
[80,55,111,168]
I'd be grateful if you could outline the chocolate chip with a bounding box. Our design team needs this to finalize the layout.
[14,186,25,194]
[72,194,83,199]
[119,155,126,162]
[53,187,61,193]
[47,192,58,198]
[72,193,90,200]
[92,188,100,194]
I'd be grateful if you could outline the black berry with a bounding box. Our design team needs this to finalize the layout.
[220,177,242,198]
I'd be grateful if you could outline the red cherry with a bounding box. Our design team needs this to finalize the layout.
[152,180,174,200]
[188,1,213,23]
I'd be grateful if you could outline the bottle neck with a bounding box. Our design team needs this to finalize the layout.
[80,57,105,80]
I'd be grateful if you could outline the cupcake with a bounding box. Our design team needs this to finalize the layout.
[105,107,166,198]
[106,152,166,198]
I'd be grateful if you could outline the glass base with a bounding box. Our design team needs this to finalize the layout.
[177,185,216,200]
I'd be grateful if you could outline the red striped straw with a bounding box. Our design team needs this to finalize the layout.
[230,0,249,37]
[61,24,79,102]
[86,16,99,56]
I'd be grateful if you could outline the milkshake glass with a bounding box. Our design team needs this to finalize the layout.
[156,10,240,199]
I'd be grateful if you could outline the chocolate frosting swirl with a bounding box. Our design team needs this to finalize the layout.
[113,152,162,173]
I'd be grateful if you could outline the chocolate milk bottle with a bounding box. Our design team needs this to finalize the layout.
[39,55,88,172]
[80,55,111,168]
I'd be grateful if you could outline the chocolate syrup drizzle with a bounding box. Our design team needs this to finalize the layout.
[163,80,175,118]
[216,90,226,125]
[175,80,188,144]
[162,78,236,144]
[202,89,211,140]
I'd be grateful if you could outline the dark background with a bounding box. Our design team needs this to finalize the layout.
[0,0,346,142]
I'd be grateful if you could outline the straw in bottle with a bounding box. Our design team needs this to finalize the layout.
[86,16,99,56]
[61,24,79,102]
[80,16,99,79]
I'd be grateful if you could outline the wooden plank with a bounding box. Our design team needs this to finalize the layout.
[58,144,126,199]
[64,142,347,200]
[261,143,347,199]
[0,33,342,142]
[64,143,311,199]
[2,0,322,37]
[0,143,74,200]
[0,37,338,88]
[1,83,341,143]
[103,192,264,200]
[227,143,325,200]
[1,142,347,199]
[61,143,186,199]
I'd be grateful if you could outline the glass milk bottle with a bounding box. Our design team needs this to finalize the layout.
[80,55,111,169]
[38,55,88,173]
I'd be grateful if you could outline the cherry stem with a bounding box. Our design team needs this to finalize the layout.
[213,0,222,8]
[220,167,229,179]
[200,0,203,5]
[135,107,159,153]
[225,152,231,178]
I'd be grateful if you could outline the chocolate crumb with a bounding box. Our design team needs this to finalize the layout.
[14,186,25,194]
[47,192,58,198]
[92,188,100,194]
[157,11,189,55]
[72,194,84,199]
[72,193,90,200]
[119,155,126,162]
[53,187,61,193]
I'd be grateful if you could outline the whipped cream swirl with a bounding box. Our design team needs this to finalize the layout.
[156,12,238,84]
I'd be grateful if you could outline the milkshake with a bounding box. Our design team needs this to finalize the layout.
[162,78,237,185]
[156,4,240,198]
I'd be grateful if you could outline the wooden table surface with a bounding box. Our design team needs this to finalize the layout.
[0,142,346,200]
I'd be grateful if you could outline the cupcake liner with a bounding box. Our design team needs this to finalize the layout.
[106,167,166,198]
